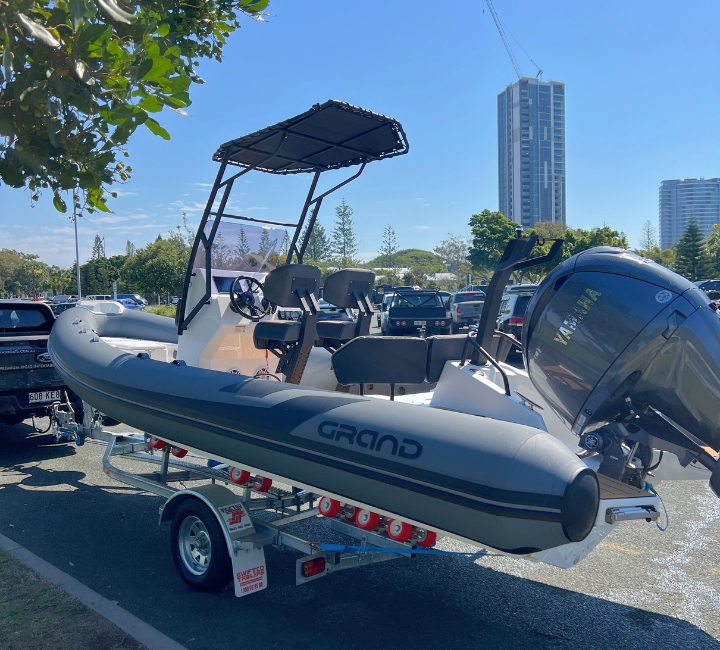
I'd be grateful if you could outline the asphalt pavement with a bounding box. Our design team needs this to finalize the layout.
[1,417,719,650]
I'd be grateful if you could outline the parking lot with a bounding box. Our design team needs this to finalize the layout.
[1,415,719,650]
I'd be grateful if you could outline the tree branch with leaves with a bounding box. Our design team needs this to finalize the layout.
[0,0,269,213]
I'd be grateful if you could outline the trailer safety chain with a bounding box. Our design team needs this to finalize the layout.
[318,544,488,558]
[645,483,669,531]
[32,413,53,434]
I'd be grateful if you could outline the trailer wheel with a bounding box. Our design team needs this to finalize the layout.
[229,467,251,484]
[387,519,413,542]
[253,475,272,492]
[318,497,341,518]
[356,509,380,531]
[170,500,231,592]
[414,528,437,548]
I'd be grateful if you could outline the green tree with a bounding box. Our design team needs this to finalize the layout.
[302,221,331,262]
[434,233,471,286]
[378,225,398,268]
[91,234,105,259]
[674,219,713,281]
[13,258,49,297]
[0,248,27,295]
[121,238,187,301]
[704,223,720,276]
[46,265,71,295]
[330,198,359,267]
[467,210,517,272]
[80,256,113,294]
[367,248,445,272]
[636,245,675,270]
[638,220,658,251]
[0,0,269,213]
[236,226,250,260]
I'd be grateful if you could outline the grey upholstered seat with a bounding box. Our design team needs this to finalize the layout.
[253,321,302,348]
[315,320,355,341]
[316,268,375,350]
[332,336,428,387]
[425,334,469,383]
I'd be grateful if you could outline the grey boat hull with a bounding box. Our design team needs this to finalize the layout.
[49,308,599,554]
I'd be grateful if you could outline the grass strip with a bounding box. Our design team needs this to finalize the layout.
[0,549,147,650]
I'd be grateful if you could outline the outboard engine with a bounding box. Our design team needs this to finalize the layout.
[524,247,720,496]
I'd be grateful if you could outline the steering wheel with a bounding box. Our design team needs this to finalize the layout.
[228,276,269,321]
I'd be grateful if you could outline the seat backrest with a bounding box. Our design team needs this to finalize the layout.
[322,269,375,309]
[426,334,469,383]
[332,336,428,386]
[263,264,321,309]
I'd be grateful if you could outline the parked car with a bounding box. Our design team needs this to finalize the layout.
[50,302,77,315]
[381,290,450,336]
[118,298,143,310]
[86,294,113,301]
[317,299,354,322]
[496,292,535,351]
[116,293,148,306]
[504,284,539,294]
[377,292,395,328]
[450,291,485,333]
[50,295,78,304]
[0,300,82,427]
[694,279,720,301]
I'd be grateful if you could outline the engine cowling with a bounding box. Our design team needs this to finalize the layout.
[524,247,720,463]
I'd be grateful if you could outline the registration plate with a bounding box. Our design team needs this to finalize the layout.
[28,390,61,404]
[414,321,426,326]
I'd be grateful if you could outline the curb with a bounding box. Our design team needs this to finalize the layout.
[0,532,187,650]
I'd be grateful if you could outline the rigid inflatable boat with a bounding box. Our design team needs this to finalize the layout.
[48,101,720,572]
[50,305,598,554]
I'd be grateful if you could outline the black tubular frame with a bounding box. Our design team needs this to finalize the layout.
[176,101,409,334]
[472,234,563,365]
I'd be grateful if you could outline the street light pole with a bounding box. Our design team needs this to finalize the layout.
[73,200,82,298]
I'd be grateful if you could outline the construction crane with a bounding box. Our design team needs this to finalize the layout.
[485,0,543,80]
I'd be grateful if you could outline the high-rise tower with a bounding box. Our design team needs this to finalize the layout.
[659,178,720,249]
[498,78,566,228]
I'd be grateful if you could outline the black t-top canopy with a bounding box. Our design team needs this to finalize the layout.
[213,100,409,174]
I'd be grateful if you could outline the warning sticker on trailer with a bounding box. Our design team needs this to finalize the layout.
[218,502,253,534]
[232,548,267,597]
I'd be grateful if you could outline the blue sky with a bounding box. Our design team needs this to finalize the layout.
[1,0,719,267]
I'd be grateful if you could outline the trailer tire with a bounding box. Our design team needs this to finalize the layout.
[170,500,232,592]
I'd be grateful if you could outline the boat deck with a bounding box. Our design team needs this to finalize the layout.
[598,474,649,500]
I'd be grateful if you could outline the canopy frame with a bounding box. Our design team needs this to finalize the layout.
[177,101,409,334]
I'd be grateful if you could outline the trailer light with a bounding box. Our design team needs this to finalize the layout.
[396,320,401,326]
[441,320,446,326]
[401,321,406,326]
[508,316,524,326]
[434,321,439,326]
[301,556,326,578]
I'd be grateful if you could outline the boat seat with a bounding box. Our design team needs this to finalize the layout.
[425,334,470,383]
[332,336,428,399]
[315,320,356,341]
[253,321,302,348]
[253,264,321,384]
[316,268,375,352]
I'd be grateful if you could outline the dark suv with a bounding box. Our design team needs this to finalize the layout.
[694,279,720,301]
[0,301,82,427]
[496,292,534,349]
